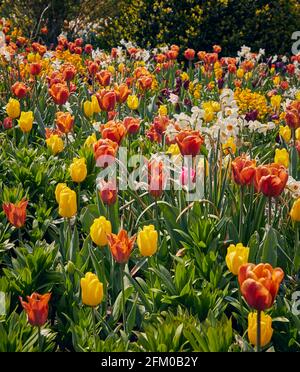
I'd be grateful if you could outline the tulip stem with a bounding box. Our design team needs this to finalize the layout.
[77,183,81,211]
[256,310,261,352]
[38,326,42,352]
[239,186,244,241]
[268,197,272,226]
[92,307,97,350]
[120,264,127,334]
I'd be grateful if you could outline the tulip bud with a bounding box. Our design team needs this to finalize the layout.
[83,100,93,117]
[19,293,51,327]
[137,225,158,257]
[279,125,291,143]
[18,111,34,133]
[248,312,273,348]
[90,216,112,247]
[80,272,103,307]
[274,148,289,168]
[58,186,77,218]
[69,157,87,183]
[127,95,139,110]
[46,134,64,155]
[6,98,20,119]
[226,243,249,275]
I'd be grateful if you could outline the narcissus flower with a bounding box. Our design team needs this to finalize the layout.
[2,198,28,228]
[18,111,34,133]
[69,157,87,183]
[6,98,20,119]
[274,148,289,168]
[290,198,300,222]
[231,155,256,186]
[56,111,74,134]
[107,229,136,264]
[254,163,288,197]
[238,263,284,311]
[137,225,158,257]
[46,134,64,155]
[90,216,112,247]
[127,95,139,110]
[248,312,273,347]
[57,186,77,218]
[176,130,204,157]
[80,272,103,307]
[226,243,249,275]
[19,292,51,327]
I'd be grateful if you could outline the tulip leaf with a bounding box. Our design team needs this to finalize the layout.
[248,231,260,263]
[260,226,278,266]
[80,204,99,234]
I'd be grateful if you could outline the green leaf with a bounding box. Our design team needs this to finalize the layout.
[260,226,278,266]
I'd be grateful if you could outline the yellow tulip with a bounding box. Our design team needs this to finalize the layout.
[274,148,289,168]
[290,198,300,222]
[127,95,139,110]
[279,125,291,143]
[90,216,112,247]
[80,272,103,307]
[55,183,67,203]
[204,110,214,123]
[236,68,244,79]
[58,186,77,218]
[166,144,181,156]
[225,243,249,275]
[273,76,280,86]
[296,128,300,141]
[84,133,97,148]
[118,63,125,73]
[107,65,115,74]
[83,100,93,117]
[69,157,87,183]
[18,111,34,133]
[270,95,282,111]
[158,105,168,116]
[6,98,20,119]
[296,91,300,101]
[248,312,273,347]
[137,225,158,257]
[91,95,101,114]
[46,135,64,155]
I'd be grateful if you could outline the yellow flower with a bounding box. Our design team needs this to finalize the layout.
[158,105,168,116]
[80,272,103,307]
[84,133,97,147]
[69,157,87,183]
[194,90,201,99]
[46,135,64,155]
[27,52,41,63]
[211,101,221,112]
[107,65,115,74]
[274,148,289,168]
[279,125,291,143]
[236,68,244,79]
[222,137,236,155]
[58,186,77,218]
[225,243,249,275]
[273,76,280,86]
[127,95,139,110]
[6,98,20,119]
[248,312,273,348]
[290,198,300,222]
[91,95,101,114]
[83,100,93,117]
[55,183,67,203]
[180,72,189,81]
[296,91,300,101]
[90,216,112,247]
[137,225,158,257]
[166,144,181,156]
[18,111,34,133]
[296,128,300,141]
[203,109,214,123]
[118,63,125,73]
[270,95,282,111]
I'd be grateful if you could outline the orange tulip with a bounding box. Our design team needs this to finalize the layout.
[176,130,204,157]
[49,83,69,105]
[148,159,166,198]
[101,120,126,145]
[96,70,111,87]
[98,179,117,205]
[55,111,74,134]
[12,82,28,99]
[93,138,118,166]
[184,48,195,61]
[61,64,76,81]
[238,263,284,311]
[285,101,300,129]
[19,292,51,327]
[138,76,153,90]
[123,117,140,135]
[107,229,136,264]
[29,62,42,76]
[115,83,131,103]
[232,155,256,186]
[2,198,28,228]
[96,90,116,112]
[254,163,288,197]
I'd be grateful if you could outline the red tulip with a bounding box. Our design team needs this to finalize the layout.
[19,292,51,327]
[254,163,288,197]
[2,198,28,228]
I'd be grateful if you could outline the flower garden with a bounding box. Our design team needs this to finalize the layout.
[0,16,300,352]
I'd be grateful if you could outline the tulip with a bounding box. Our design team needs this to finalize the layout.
[69,157,87,183]
[279,125,291,143]
[116,83,131,103]
[254,163,288,197]
[12,82,27,99]
[184,48,195,61]
[6,98,20,119]
[91,95,101,114]
[96,90,116,112]
[2,117,13,130]
[18,111,34,133]
[107,229,136,264]
[29,62,42,76]
[100,120,126,145]
[56,111,74,134]
[238,263,284,311]
[80,272,103,307]
[49,83,69,105]
[98,179,117,205]
[148,159,166,198]
[123,117,140,135]
[274,148,289,168]
[127,94,139,110]
[90,216,112,247]
[226,243,249,275]
[2,198,28,228]
[138,76,153,91]
[176,130,204,157]
[96,70,111,87]
[46,134,64,155]
[180,166,196,186]
[137,225,158,257]
[19,292,51,327]
[248,312,273,348]
[58,186,77,218]
[93,138,118,166]
[84,133,97,148]
[231,155,256,186]
[55,183,67,203]
[290,198,300,222]
[222,137,237,155]
[83,100,93,117]
[285,101,300,129]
